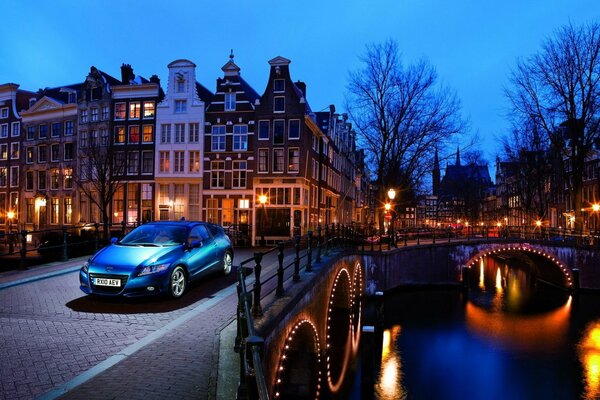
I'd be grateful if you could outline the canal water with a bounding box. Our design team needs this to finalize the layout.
[353,255,600,399]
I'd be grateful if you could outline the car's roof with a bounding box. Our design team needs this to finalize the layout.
[142,221,211,228]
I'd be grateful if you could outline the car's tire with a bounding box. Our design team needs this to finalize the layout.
[223,251,233,276]
[170,266,187,298]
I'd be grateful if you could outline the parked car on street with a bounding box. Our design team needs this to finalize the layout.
[79,221,234,298]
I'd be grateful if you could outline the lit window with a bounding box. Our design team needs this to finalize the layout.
[114,103,126,120]
[143,101,155,118]
[159,151,170,173]
[129,102,141,119]
[128,126,140,143]
[189,151,200,173]
[142,125,154,143]
[288,148,300,172]
[114,126,125,144]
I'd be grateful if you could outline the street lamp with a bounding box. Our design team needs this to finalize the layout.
[7,211,15,254]
[258,194,268,247]
[535,219,542,240]
[387,188,396,247]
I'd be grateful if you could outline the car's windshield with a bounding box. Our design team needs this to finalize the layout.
[120,225,187,246]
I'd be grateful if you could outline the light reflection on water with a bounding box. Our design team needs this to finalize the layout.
[368,255,600,400]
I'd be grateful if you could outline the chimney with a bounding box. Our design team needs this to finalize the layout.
[295,80,306,97]
[149,74,160,85]
[121,63,134,84]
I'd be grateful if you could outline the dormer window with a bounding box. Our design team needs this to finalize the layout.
[225,93,236,111]
[29,98,36,108]
[68,92,77,104]
[274,79,285,92]
[176,73,185,93]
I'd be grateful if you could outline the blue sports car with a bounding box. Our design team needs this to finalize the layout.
[79,221,234,298]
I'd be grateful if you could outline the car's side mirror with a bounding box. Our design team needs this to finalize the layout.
[111,237,119,244]
[189,239,202,249]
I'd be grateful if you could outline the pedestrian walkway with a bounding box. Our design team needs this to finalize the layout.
[0,247,278,400]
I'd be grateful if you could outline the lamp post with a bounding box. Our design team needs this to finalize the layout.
[387,188,396,247]
[258,194,267,247]
[7,211,15,254]
[593,204,600,242]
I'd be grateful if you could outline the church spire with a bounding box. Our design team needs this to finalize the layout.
[433,147,440,196]
[455,146,461,166]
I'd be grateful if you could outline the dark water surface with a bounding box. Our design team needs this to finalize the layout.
[355,255,600,400]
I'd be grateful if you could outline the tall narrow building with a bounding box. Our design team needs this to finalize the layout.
[155,59,209,221]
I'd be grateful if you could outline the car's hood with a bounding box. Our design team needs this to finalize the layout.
[90,244,181,268]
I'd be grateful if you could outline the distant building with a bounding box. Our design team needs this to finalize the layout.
[433,147,493,225]
[155,59,210,222]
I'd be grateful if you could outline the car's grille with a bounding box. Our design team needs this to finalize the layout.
[89,273,129,293]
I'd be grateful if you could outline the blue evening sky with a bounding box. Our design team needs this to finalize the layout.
[1,0,596,169]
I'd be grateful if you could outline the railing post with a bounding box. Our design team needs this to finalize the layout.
[306,231,313,272]
[121,220,126,237]
[61,226,68,262]
[94,222,100,252]
[251,252,263,317]
[19,230,28,270]
[276,242,285,297]
[316,225,322,263]
[293,235,301,282]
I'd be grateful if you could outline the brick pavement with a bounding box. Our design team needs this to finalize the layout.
[0,247,281,400]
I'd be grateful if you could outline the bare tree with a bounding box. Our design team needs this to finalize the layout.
[500,121,551,222]
[74,140,126,240]
[506,22,600,231]
[346,39,465,226]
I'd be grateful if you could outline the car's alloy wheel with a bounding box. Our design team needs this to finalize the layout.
[170,266,186,298]
[223,252,233,275]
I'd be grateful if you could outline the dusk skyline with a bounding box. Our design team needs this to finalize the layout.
[1,0,596,167]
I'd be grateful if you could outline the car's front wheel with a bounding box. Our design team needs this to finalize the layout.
[170,266,187,298]
[223,252,233,276]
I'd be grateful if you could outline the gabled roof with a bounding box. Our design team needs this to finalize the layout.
[239,76,260,104]
[195,82,213,103]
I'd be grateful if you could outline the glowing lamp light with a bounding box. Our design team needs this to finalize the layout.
[258,194,268,205]
[387,188,396,200]
[384,203,391,211]
[7,211,15,220]
[536,220,542,227]
[593,204,600,213]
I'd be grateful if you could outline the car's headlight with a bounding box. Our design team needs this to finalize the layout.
[138,263,170,276]
[82,261,89,273]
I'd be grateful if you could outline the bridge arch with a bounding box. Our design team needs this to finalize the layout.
[351,261,363,353]
[273,319,322,400]
[326,268,352,393]
[464,244,573,289]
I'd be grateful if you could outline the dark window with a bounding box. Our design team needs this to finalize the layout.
[273,120,284,144]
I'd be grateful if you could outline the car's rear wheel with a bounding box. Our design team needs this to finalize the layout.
[170,266,186,298]
[223,252,233,276]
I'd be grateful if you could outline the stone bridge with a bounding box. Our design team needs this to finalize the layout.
[250,239,599,398]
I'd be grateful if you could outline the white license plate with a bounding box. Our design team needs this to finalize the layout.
[94,278,121,287]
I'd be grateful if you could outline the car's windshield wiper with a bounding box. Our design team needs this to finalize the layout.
[138,243,160,247]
